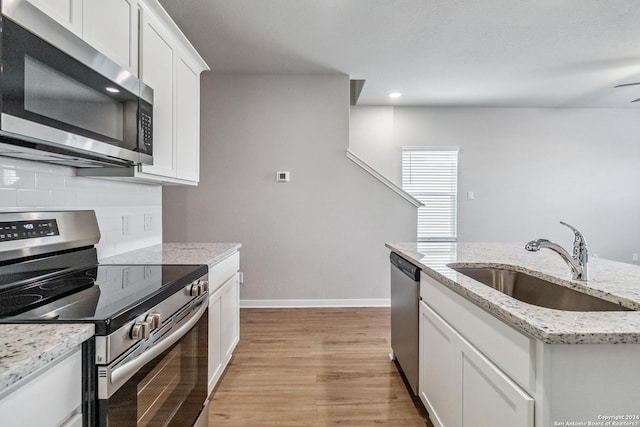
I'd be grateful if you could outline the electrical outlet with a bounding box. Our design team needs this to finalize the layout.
[144,213,153,231]
[122,215,131,235]
[633,253,639,262]
[144,265,155,280]
[122,267,133,288]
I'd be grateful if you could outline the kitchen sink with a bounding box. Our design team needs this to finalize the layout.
[448,265,633,312]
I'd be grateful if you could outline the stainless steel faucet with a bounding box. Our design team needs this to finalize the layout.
[524,221,588,281]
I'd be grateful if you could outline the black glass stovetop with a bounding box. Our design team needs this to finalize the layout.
[0,263,207,335]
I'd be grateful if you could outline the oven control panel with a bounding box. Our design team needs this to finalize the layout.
[0,219,59,242]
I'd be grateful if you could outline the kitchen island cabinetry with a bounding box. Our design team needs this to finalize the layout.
[388,242,640,427]
[420,276,533,427]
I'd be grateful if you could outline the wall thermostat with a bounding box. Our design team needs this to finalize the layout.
[276,171,290,182]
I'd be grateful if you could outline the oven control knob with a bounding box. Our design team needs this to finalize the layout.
[198,280,209,293]
[146,313,162,330]
[188,282,199,296]
[189,281,207,296]
[130,321,151,340]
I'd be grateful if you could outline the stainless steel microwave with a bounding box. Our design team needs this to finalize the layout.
[0,0,153,168]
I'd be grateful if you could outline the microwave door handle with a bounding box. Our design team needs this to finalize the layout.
[106,299,207,396]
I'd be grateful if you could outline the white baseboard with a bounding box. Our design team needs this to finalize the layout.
[240,299,390,308]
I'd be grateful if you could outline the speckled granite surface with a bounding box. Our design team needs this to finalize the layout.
[386,242,640,344]
[0,324,94,394]
[100,243,241,268]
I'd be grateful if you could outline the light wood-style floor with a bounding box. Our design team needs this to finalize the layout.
[209,307,434,426]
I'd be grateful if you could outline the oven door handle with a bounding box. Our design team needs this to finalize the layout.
[107,298,207,396]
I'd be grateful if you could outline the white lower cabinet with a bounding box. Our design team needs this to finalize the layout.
[208,287,223,391]
[460,335,533,426]
[207,252,241,396]
[419,301,533,427]
[220,273,240,362]
[208,273,240,395]
[0,348,82,427]
[420,302,459,427]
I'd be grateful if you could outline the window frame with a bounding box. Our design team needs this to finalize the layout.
[401,146,459,242]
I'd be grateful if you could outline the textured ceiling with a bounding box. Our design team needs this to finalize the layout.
[159,0,640,107]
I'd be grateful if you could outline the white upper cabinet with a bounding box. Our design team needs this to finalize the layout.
[175,57,201,182]
[137,0,209,185]
[25,0,209,185]
[82,0,139,75]
[26,0,82,36]
[139,7,176,178]
[26,0,138,75]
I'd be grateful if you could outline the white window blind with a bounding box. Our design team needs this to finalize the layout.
[402,147,458,241]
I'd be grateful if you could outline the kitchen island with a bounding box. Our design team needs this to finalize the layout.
[387,242,640,427]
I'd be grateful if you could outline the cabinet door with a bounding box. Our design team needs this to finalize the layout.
[26,0,82,36]
[82,0,138,75]
[461,340,534,427]
[220,274,240,363]
[175,57,201,182]
[139,8,176,177]
[420,301,461,427]
[208,292,222,396]
[0,349,81,427]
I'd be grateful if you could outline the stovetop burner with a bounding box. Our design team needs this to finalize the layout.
[0,294,44,315]
[38,276,95,290]
[0,211,208,336]
[0,263,207,334]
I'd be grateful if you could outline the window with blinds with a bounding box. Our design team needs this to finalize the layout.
[402,147,458,241]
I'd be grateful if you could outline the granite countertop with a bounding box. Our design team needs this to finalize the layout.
[100,243,241,268]
[0,324,94,395]
[386,242,640,344]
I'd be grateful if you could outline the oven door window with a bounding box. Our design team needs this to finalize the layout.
[101,309,208,427]
[1,17,139,151]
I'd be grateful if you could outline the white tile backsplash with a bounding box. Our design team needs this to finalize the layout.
[0,157,162,259]
[0,188,17,207]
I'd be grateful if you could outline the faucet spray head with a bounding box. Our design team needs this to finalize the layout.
[525,239,549,252]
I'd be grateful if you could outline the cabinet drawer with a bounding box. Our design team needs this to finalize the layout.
[0,348,81,427]
[209,252,240,292]
[421,272,534,393]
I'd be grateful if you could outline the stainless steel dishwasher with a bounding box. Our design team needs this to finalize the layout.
[390,251,421,395]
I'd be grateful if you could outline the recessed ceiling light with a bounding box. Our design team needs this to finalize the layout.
[388,92,402,99]
[105,87,120,93]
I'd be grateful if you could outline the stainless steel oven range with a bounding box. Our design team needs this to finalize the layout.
[0,211,209,427]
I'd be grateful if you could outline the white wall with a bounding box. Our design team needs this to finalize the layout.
[349,106,396,180]
[350,106,640,263]
[162,74,417,305]
[0,157,162,259]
